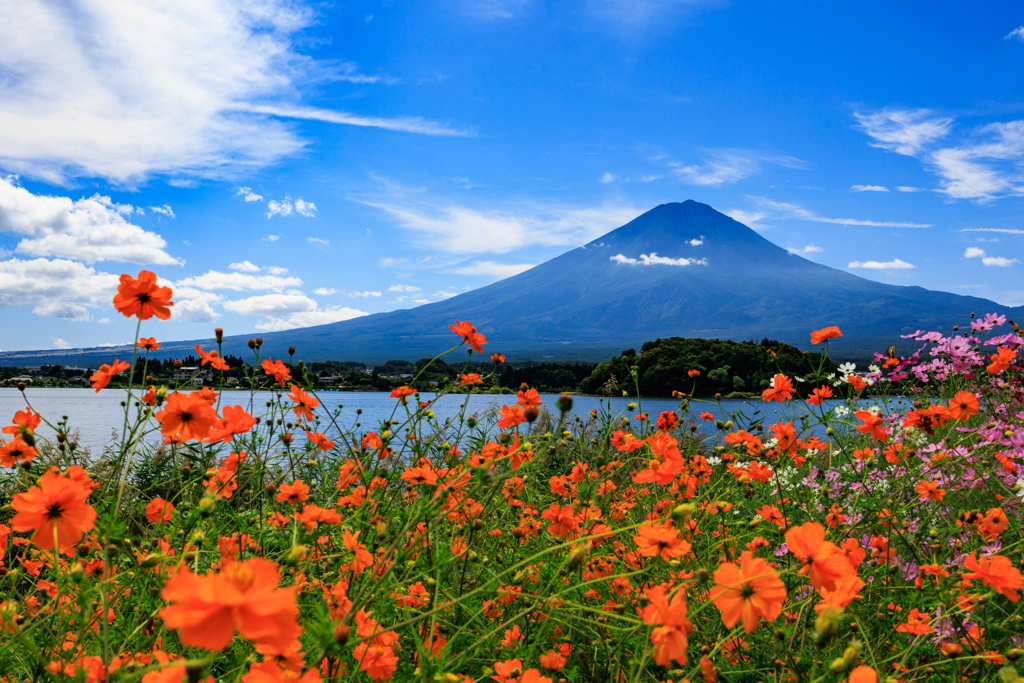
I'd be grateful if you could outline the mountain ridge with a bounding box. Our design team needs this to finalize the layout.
[2,200,1017,366]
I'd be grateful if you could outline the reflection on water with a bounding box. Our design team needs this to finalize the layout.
[0,387,899,453]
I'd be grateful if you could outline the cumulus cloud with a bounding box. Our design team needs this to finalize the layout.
[388,284,421,292]
[265,234,280,242]
[348,291,381,297]
[0,176,182,264]
[313,287,336,295]
[964,247,1019,267]
[229,261,261,272]
[267,196,317,218]
[787,244,824,254]
[600,172,618,183]
[851,185,889,192]
[446,260,535,278]
[848,259,915,270]
[254,305,369,331]
[611,253,708,267]
[52,338,71,350]
[223,292,317,316]
[363,198,642,254]
[236,187,264,203]
[687,237,704,246]
[176,270,302,291]
[0,1,466,184]
[267,266,288,275]
[433,290,457,299]
[0,258,119,318]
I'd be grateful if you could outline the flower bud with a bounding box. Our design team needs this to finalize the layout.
[198,496,216,516]
[285,544,307,566]
[288,346,296,356]
[524,406,540,423]
[556,394,573,413]
[671,504,694,522]
[214,328,224,342]
[248,339,256,349]
[173,359,183,369]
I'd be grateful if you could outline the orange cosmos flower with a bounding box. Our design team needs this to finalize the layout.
[155,392,218,442]
[205,405,258,443]
[0,437,38,468]
[688,368,701,377]
[641,584,693,666]
[806,386,833,406]
[256,359,289,387]
[287,385,319,422]
[784,522,855,590]
[306,431,335,452]
[460,373,483,386]
[449,319,488,354]
[146,497,175,523]
[2,408,41,437]
[498,404,526,429]
[195,344,229,371]
[136,337,162,351]
[517,388,542,407]
[205,467,238,499]
[847,666,877,683]
[987,346,1016,374]
[390,386,416,403]
[11,468,97,550]
[810,326,842,345]
[276,480,309,505]
[113,270,174,320]
[915,480,945,502]
[815,574,864,615]
[855,411,888,442]
[710,551,787,633]
[160,557,302,652]
[896,608,933,634]
[343,531,373,576]
[949,391,980,420]
[963,553,1023,602]
[541,503,578,539]
[634,523,691,561]
[761,375,794,403]
[90,359,131,392]
[980,507,1009,540]
[491,352,505,363]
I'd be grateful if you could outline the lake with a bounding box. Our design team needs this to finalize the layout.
[0,387,894,454]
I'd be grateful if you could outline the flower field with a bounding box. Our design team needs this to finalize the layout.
[0,270,1023,683]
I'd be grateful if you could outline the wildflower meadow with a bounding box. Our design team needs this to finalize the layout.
[1,269,1023,683]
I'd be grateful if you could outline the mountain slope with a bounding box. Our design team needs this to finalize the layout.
[3,200,1017,365]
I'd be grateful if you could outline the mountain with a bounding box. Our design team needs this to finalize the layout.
[3,200,1018,366]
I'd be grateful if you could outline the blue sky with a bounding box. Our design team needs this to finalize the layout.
[1,0,1023,352]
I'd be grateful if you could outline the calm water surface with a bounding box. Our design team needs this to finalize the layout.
[0,387,891,453]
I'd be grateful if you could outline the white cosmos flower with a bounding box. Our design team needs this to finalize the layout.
[834,406,850,417]
[838,362,857,375]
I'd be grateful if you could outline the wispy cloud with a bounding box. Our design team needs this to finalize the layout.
[447,261,535,278]
[724,209,769,230]
[348,291,382,297]
[307,237,329,245]
[854,108,953,156]
[964,247,1019,267]
[388,284,421,292]
[242,105,472,138]
[787,244,824,255]
[463,0,532,19]
[851,185,889,192]
[751,198,932,228]
[1006,27,1024,41]
[669,150,806,186]
[959,228,1024,235]
[848,259,915,270]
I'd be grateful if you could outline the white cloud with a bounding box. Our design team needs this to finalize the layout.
[600,172,618,183]
[364,199,642,254]
[959,228,1024,235]
[267,266,289,275]
[229,260,261,272]
[149,205,175,217]
[265,234,280,242]
[0,1,463,184]
[388,284,420,292]
[463,0,531,19]
[412,298,430,304]
[724,209,769,230]
[0,176,182,264]
[348,291,381,298]
[236,187,264,203]
[687,237,704,246]
[433,290,458,299]
[176,270,302,291]
[751,198,933,228]
[52,338,71,350]
[896,186,923,192]
[851,185,889,192]
[295,199,317,217]
[308,237,329,245]
[848,259,915,270]
[447,261,535,278]
[313,287,336,295]
[787,244,824,254]
[854,108,953,156]
[224,292,316,316]
[0,257,119,317]
[964,247,1019,267]
[670,150,805,187]
[611,253,708,267]
[174,297,221,323]
[1005,27,1024,41]
[254,305,368,331]
[380,257,408,268]
[97,318,110,324]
